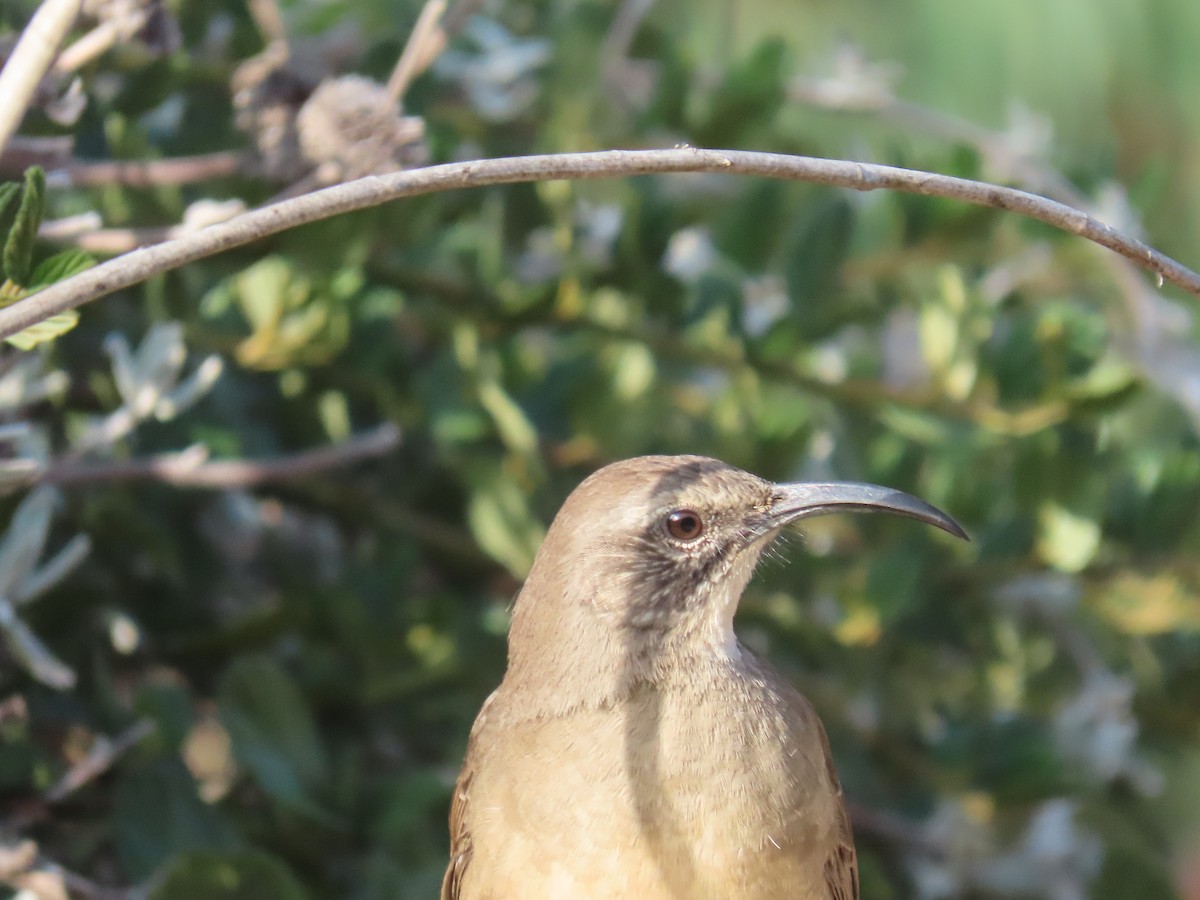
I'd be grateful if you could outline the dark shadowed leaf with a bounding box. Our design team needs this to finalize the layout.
[151,850,311,900]
[114,759,240,879]
[218,655,336,823]
[28,248,96,289]
[781,196,857,339]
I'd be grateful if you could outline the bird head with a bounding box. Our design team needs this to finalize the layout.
[505,456,966,699]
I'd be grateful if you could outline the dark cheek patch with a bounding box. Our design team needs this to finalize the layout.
[624,539,732,626]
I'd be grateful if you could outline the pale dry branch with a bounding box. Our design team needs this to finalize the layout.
[41,223,170,254]
[36,212,102,239]
[43,719,155,803]
[1,720,154,840]
[39,198,246,253]
[53,6,149,74]
[2,148,1198,340]
[40,151,243,188]
[2,148,243,186]
[37,422,400,488]
[601,0,659,107]
[247,0,289,49]
[386,0,448,104]
[0,0,84,155]
[0,134,73,173]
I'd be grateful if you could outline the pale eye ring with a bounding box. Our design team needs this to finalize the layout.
[666,509,704,541]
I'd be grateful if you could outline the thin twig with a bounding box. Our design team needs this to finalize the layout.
[0,0,84,156]
[40,198,246,253]
[41,224,167,254]
[41,224,172,254]
[52,7,150,74]
[603,0,656,63]
[601,0,659,107]
[1,719,155,835]
[43,719,155,803]
[2,148,1198,340]
[247,0,289,49]
[3,147,243,192]
[36,212,101,239]
[386,0,447,104]
[0,134,73,173]
[37,422,401,488]
[37,151,244,188]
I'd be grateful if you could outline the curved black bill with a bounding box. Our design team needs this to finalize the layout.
[768,482,969,541]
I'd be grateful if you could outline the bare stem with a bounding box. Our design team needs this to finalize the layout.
[2,148,1197,340]
[0,0,84,155]
[37,422,401,488]
[248,0,289,49]
[0,135,73,173]
[53,6,150,74]
[386,0,448,104]
[43,719,156,803]
[34,151,244,187]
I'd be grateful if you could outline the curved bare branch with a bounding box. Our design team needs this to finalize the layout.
[0,0,83,155]
[2,148,1197,339]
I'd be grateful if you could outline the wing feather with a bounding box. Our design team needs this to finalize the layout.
[440,690,498,900]
[819,724,859,900]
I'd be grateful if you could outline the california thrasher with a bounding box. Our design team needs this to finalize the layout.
[443,455,966,899]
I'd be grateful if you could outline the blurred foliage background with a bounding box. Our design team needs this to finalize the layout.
[1,0,1200,897]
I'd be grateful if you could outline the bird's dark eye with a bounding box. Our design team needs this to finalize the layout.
[666,509,704,541]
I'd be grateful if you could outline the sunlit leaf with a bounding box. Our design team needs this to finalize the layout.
[466,469,545,578]
[1037,503,1101,573]
[4,310,80,350]
[1095,572,1200,635]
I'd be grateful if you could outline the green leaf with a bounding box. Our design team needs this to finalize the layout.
[1037,502,1101,573]
[356,854,410,900]
[218,655,335,823]
[0,182,20,270]
[2,167,45,286]
[695,39,788,145]
[27,248,95,289]
[781,196,856,339]
[151,850,311,900]
[466,467,546,578]
[477,379,538,454]
[4,310,80,350]
[368,770,449,846]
